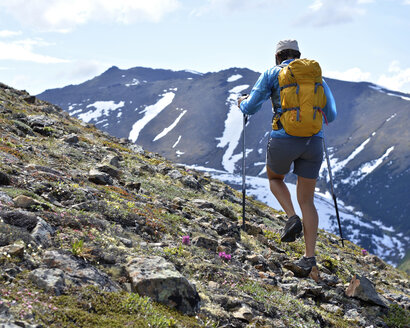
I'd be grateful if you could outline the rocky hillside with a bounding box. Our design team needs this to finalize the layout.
[1,82,409,328]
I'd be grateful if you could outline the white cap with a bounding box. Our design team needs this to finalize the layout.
[276,39,300,54]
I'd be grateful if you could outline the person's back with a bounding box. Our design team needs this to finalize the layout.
[237,39,337,278]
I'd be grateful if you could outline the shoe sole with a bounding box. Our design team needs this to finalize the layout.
[280,222,303,242]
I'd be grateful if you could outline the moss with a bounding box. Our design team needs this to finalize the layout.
[33,286,205,328]
[383,304,410,328]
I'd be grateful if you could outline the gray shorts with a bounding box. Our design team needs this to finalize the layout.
[266,137,323,179]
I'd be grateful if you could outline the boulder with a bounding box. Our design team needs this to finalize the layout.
[13,195,39,209]
[192,236,218,252]
[0,172,11,185]
[29,268,66,295]
[43,250,120,292]
[103,155,121,168]
[0,242,25,258]
[181,176,202,190]
[126,256,200,315]
[64,134,79,144]
[88,169,113,185]
[31,218,55,247]
[167,170,183,180]
[345,274,388,307]
[0,210,38,231]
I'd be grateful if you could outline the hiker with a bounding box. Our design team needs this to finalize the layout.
[237,39,337,277]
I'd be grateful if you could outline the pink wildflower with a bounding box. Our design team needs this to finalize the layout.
[182,236,190,245]
[218,252,232,261]
[362,249,368,256]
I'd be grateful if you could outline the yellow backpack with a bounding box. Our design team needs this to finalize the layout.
[272,59,327,137]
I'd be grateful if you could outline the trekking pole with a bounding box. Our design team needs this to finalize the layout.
[242,113,248,230]
[322,133,345,247]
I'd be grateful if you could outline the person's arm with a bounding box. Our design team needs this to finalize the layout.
[322,79,337,123]
[238,70,272,115]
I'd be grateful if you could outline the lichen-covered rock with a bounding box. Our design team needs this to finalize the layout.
[29,268,65,295]
[126,256,200,315]
[43,250,120,292]
[192,236,218,252]
[0,210,38,231]
[31,218,54,247]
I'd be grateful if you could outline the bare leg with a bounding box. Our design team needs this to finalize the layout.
[266,165,296,217]
[296,176,318,258]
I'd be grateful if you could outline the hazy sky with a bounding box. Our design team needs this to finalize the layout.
[0,0,409,94]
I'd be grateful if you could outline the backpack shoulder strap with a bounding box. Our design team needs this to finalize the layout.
[270,63,287,111]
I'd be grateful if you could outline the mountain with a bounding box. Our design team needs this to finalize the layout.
[37,66,410,266]
[1,82,410,328]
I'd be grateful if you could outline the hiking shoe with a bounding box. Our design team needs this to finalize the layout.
[284,256,317,278]
[280,215,302,242]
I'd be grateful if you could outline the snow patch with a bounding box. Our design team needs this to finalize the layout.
[153,110,187,142]
[215,84,250,173]
[125,78,140,87]
[386,113,397,122]
[172,136,182,148]
[341,146,395,186]
[129,92,175,143]
[227,74,242,82]
[78,101,125,123]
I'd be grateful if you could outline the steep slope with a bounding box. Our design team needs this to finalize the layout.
[1,83,410,327]
[38,66,410,265]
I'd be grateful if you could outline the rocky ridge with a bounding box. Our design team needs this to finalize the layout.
[0,82,409,327]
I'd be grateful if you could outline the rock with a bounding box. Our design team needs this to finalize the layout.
[0,242,25,258]
[126,256,200,315]
[0,210,38,231]
[345,274,388,307]
[246,254,266,265]
[29,268,65,295]
[125,181,141,192]
[64,134,79,144]
[344,309,366,326]
[140,164,156,174]
[96,164,120,178]
[24,95,36,104]
[0,172,11,185]
[12,195,40,209]
[27,115,55,128]
[267,258,283,275]
[192,236,218,252]
[191,199,215,209]
[219,237,238,253]
[118,237,133,247]
[365,255,387,270]
[231,304,253,322]
[320,304,343,315]
[31,218,54,247]
[103,155,121,168]
[244,223,263,236]
[181,176,202,190]
[43,250,120,292]
[0,191,13,204]
[88,169,113,185]
[167,169,183,179]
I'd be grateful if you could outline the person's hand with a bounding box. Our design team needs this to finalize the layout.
[237,95,249,108]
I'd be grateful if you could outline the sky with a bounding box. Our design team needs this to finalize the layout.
[0,0,409,95]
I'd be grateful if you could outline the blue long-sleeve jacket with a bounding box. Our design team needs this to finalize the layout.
[240,59,337,138]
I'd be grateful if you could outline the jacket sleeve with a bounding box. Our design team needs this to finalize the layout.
[322,79,337,123]
[240,70,272,115]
